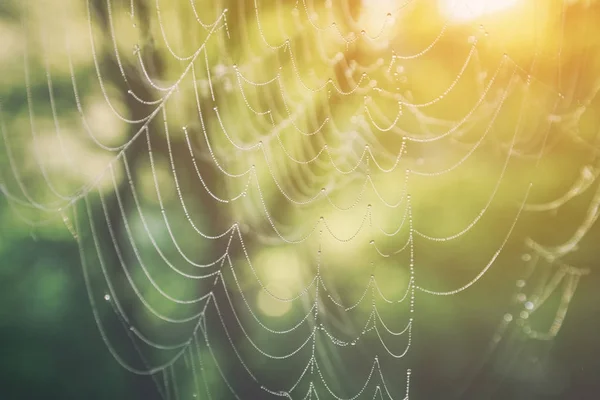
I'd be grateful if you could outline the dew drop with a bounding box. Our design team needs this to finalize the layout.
[104,294,111,301]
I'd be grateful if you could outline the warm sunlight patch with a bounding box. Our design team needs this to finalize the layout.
[439,0,519,22]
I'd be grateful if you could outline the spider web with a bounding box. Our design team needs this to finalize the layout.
[1,0,599,399]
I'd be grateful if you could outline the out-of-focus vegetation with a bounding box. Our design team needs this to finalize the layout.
[2,0,600,399]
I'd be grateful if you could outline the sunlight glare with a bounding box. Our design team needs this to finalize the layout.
[439,0,519,22]
[360,0,399,35]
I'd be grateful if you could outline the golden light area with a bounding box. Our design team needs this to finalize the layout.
[313,208,372,266]
[254,247,304,317]
[439,0,519,22]
[256,284,293,317]
[358,0,399,37]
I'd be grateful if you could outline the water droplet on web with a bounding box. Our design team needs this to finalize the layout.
[104,294,111,301]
